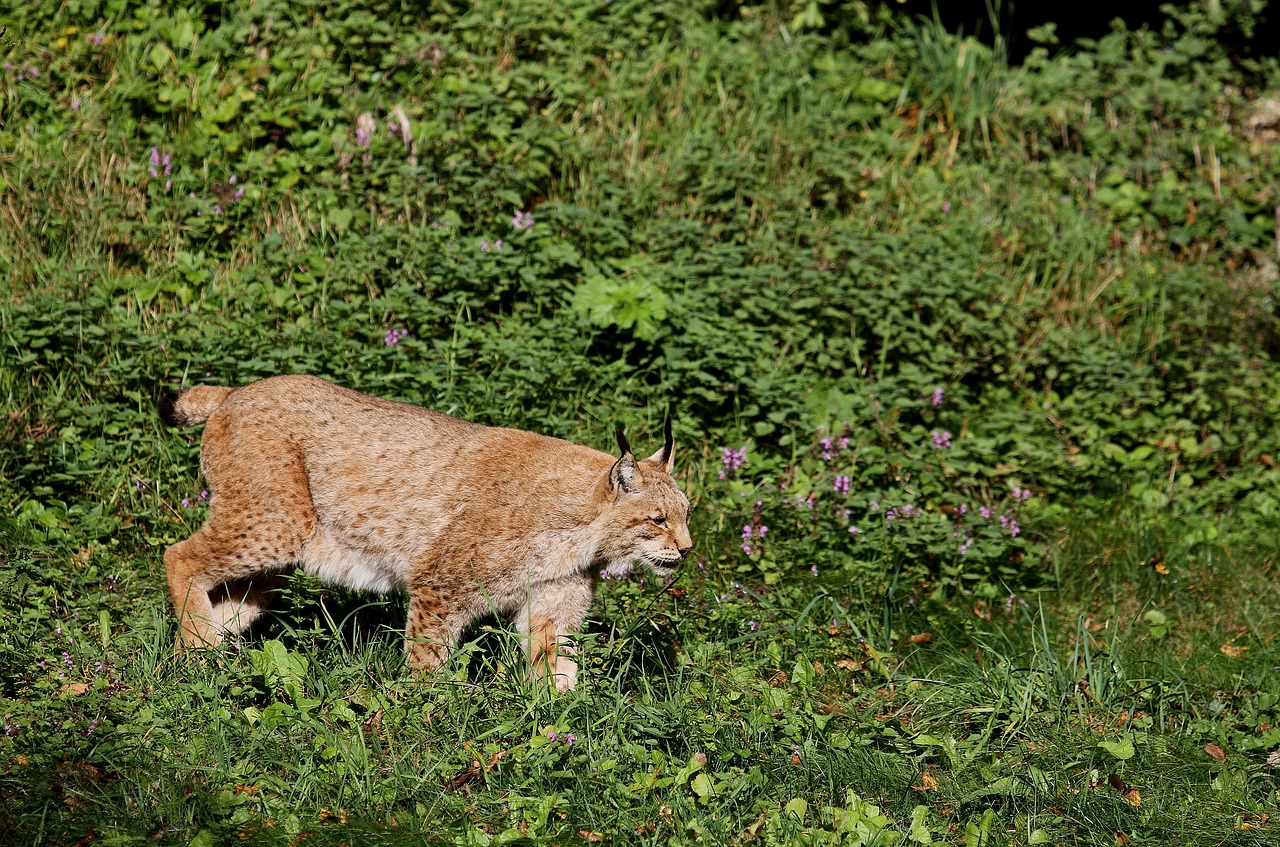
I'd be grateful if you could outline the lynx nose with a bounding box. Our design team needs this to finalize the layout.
[677,543,693,561]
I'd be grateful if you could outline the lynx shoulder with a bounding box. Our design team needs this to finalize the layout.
[159,374,692,691]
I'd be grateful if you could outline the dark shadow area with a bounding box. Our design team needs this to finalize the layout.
[584,613,683,683]
[240,575,407,657]
[238,579,681,685]
[893,0,1279,64]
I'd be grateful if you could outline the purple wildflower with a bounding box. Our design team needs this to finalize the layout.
[848,525,861,534]
[979,505,992,520]
[747,620,758,632]
[87,33,106,45]
[511,209,535,230]
[547,730,557,742]
[384,328,409,346]
[833,475,850,495]
[181,498,191,508]
[959,538,973,556]
[930,430,951,449]
[355,125,371,148]
[931,387,945,406]
[719,446,747,479]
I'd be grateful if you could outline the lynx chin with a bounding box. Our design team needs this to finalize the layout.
[158,374,692,692]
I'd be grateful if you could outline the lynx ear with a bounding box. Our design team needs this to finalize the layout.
[615,424,631,457]
[645,414,675,474]
[610,452,639,493]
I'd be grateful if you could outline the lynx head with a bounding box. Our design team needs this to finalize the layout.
[598,419,692,580]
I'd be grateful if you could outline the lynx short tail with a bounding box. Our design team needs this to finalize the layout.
[159,386,234,426]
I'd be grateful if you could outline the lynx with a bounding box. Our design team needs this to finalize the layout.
[159,374,692,691]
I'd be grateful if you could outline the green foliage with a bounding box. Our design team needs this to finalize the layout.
[4,0,1280,843]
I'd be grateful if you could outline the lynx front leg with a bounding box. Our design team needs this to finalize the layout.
[516,574,595,693]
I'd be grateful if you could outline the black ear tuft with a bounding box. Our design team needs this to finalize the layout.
[615,424,632,457]
[661,412,674,465]
[158,389,183,426]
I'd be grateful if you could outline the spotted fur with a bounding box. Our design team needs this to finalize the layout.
[160,374,692,691]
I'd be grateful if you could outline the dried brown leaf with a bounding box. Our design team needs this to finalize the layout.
[914,772,940,791]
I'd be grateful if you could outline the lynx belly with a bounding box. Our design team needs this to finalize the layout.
[299,528,406,594]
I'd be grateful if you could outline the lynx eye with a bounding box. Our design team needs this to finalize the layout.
[651,515,667,526]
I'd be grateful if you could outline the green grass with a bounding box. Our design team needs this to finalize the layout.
[3,499,1277,845]
[4,0,1280,844]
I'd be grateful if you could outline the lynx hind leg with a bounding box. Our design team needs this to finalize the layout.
[515,576,595,693]
[208,574,286,638]
[165,523,305,650]
[164,530,225,649]
[164,425,319,649]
